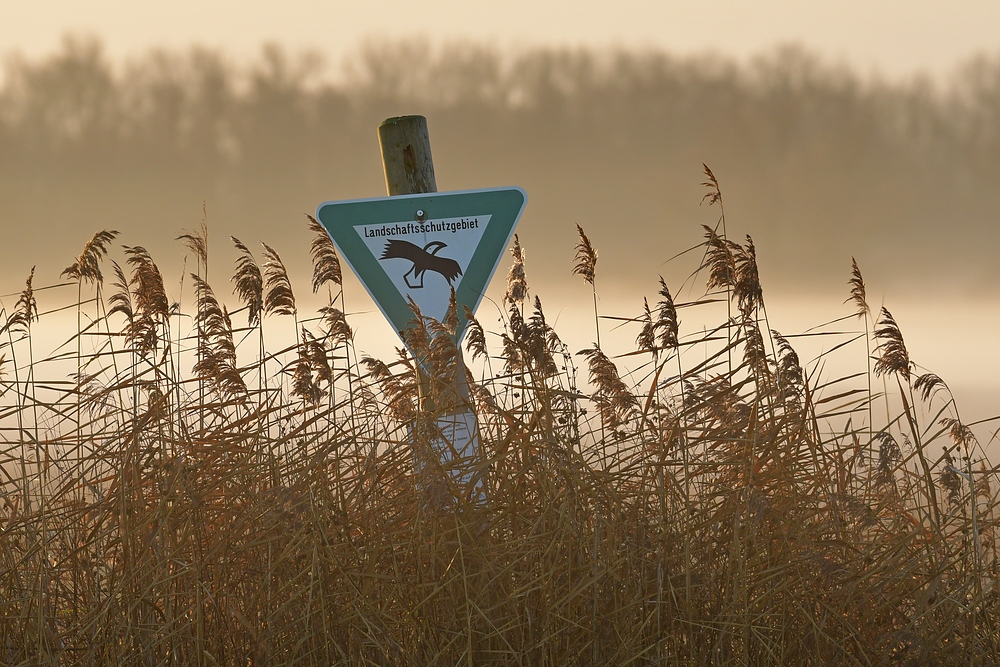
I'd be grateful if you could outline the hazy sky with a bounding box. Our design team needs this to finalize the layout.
[3,0,999,80]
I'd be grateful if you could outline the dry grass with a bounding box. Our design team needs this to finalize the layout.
[0,183,998,666]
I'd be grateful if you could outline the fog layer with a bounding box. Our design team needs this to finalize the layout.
[2,38,999,299]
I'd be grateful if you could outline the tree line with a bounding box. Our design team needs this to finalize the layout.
[2,36,999,294]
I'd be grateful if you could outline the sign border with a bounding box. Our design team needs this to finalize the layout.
[316,186,527,342]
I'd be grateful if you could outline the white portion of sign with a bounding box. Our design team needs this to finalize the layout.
[434,409,483,500]
[410,408,484,504]
[355,215,492,325]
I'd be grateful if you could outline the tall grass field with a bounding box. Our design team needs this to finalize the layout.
[0,168,997,665]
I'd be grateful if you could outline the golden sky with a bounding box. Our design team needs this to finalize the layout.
[3,0,999,79]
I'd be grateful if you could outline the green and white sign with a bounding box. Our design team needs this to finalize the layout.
[316,187,527,343]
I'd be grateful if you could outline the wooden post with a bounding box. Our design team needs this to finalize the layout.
[377,115,479,505]
[378,116,437,196]
[377,115,472,405]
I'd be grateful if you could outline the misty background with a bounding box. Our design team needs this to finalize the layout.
[1,37,998,428]
[3,38,1000,294]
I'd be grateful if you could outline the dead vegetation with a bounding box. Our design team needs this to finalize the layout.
[0,176,997,665]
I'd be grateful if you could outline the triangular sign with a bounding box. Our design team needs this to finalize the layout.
[316,187,527,343]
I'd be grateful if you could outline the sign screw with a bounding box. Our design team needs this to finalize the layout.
[415,209,427,222]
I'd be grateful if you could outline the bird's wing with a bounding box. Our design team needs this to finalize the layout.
[380,239,422,261]
[440,258,463,284]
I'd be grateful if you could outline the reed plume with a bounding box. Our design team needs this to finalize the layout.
[291,327,325,406]
[401,297,430,362]
[733,235,763,315]
[498,296,560,379]
[424,291,461,385]
[940,417,976,450]
[636,298,656,355]
[121,246,170,355]
[938,447,963,508]
[306,214,342,293]
[501,304,527,374]
[230,236,264,326]
[504,234,528,306]
[177,219,208,270]
[914,372,948,404]
[578,345,637,429]
[300,327,333,388]
[261,242,296,317]
[572,224,597,285]
[361,355,415,422]
[847,257,870,319]
[700,162,722,207]
[191,274,245,398]
[655,276,679,350]
[574,224,602,347]
[123,245,169,321]
[873,307,911,382]
[874,431,902,484]
[318,302,352,347]
[741,313,771,385]
[462,305,487,362]
[772,329,803,402]
[107,260,134,324]
[702,225,737,295]
[10,267,38,334]
[526,296,559,377]
[60,230,118,284]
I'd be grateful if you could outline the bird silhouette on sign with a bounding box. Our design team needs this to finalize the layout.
[380,240,463,289]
